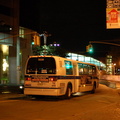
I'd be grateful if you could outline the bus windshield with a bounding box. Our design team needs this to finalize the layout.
[26,57,56,74]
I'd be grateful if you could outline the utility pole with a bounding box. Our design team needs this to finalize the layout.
[16,37,20,84]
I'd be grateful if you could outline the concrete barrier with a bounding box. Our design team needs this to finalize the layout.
[99,75,120,89]
[100,75,120,82]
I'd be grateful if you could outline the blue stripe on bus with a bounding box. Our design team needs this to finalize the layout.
[52,76,81,79]
[25,75,81,79]
[25,75,98,80]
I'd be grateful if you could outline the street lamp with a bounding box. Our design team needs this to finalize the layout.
[39,31,51,55]
[113,63,116,75]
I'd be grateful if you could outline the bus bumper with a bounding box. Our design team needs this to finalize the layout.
[24,87,63,96]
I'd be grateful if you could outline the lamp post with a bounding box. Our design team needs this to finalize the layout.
[39,31,51,55]
[113,63,116,75]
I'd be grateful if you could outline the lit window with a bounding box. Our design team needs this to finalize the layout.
[19,28,24,38]
[3,59,8,71]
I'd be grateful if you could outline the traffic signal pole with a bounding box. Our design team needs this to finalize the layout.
[89,41,120,47]
[86,41,120,53]
[88,41,120,75]
[0,31,37,41]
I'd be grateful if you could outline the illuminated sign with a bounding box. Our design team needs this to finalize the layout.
[106,0,120,29]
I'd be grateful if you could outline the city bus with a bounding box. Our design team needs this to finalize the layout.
[24,56,99,98]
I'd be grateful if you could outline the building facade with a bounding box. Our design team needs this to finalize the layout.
[0,0,37,84]
[0,0,42,85]
[0,0,19,84]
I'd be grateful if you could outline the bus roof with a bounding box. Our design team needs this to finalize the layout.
[28,55,97,67]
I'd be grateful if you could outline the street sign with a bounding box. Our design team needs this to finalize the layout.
[106,0,120,29]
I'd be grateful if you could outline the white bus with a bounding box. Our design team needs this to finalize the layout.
[24,56,99,98]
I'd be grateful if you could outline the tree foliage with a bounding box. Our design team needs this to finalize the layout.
[32,45,68,57]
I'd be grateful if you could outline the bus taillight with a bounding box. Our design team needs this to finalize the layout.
[25,77,31,81]
[49,77,57,82]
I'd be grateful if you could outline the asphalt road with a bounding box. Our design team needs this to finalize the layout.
[0,84,120,120]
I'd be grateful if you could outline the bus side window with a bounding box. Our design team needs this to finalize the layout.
[78,63,84,75]
[83,64,89,74]
[65,60,73,75]
[88,65,92,75]
[92,66,96,74]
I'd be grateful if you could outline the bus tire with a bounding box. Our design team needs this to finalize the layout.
[65,85,72,99]
[91,83,96,94]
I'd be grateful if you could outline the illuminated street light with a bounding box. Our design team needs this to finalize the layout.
[113,63,116,75]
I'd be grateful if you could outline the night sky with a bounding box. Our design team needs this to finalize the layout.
[20,0,120,53]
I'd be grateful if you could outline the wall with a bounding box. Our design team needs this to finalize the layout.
[100,75,120,82]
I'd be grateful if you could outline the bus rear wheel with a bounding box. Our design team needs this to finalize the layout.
[65,85,72,99]
[91,83,96,94]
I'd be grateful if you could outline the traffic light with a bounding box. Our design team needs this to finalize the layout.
[33,35,40,46]
[86,44,93,53]
[86,45,89,52]
[89,44,93,53]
